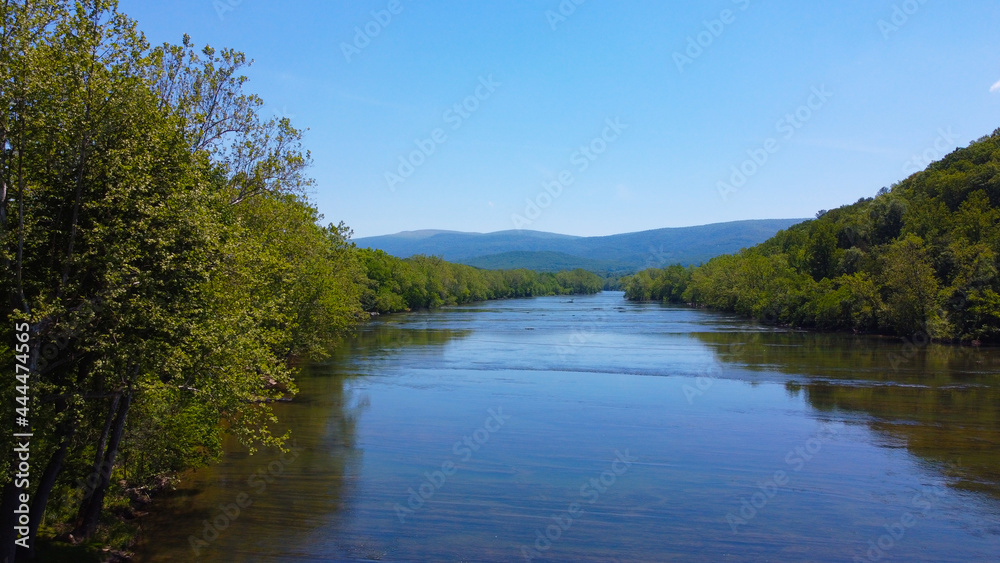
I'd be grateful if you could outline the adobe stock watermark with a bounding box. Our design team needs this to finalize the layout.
[545,0,586,31]
[673,0,752,73]
[520,449,638,561]
[878,0,930,40]
[34,296,106,372]
[852,463,957,562]
[555,310,611,360]
[643,244,677,270]
[212,0,243,21]
[189,442,304,555]
[901,127,957,175]
[726,424,838,533]
[385,74,501,192]
[511,117,628,229]
[887,328,936,373]
[682,360,728,404]
[341,0,404,63]
[717,85,833,201]
[391,407,510,523]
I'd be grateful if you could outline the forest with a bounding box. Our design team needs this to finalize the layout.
[623,130,1000,343]
[0,1,601,559]
[358,249,603,314]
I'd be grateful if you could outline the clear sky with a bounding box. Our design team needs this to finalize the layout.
[118,0,1000,238]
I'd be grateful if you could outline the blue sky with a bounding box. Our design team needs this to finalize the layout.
[119,0,1000,238]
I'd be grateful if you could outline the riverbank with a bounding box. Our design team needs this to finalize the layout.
[625,297,995,347]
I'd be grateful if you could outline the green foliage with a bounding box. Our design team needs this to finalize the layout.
[626,131,1000,342]
[621,264,693,302]
[0,2,609,552]
[356,248,602,314]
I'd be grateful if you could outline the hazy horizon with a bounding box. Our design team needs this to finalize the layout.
[356,216,812,240]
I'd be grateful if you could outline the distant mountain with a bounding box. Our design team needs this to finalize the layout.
[354,219,806,274]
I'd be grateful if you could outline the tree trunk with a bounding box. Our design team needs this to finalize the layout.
[27,422,74,558]
[0,481,21,563]
[90,392,121,482]
[73,390,131,539]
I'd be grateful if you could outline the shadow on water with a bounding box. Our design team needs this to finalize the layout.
[133,296,1000,561]
[692,330,1000,498]
[133,326,470,562]
[132,371,363,562]
[330,325,473,361]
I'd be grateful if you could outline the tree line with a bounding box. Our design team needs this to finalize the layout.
[0,1,601,559]
[623,129,1000,344]
[359,249,602,313]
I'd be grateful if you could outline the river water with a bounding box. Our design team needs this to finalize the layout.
[135,291,1000,561]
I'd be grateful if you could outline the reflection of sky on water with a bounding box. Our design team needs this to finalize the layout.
[136,292,1000,562]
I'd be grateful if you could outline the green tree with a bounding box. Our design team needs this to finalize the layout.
[878,234,939,335]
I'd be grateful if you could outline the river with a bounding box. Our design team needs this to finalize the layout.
[134,291,1000,561]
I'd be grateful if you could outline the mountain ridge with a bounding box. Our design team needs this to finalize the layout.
[355,219,807,273]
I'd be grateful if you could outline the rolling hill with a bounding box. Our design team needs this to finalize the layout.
[354,219,806,274]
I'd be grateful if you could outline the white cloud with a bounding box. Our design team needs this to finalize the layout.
[991,80,1000,93]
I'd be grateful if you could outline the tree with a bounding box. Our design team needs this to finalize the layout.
[632,129,1000,342]
[878,234,939,335]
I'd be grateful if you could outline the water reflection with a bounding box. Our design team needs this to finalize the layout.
[134,325,471,562]
[133,373,357,561]
[135,294,1000,561]
[692,331,1000,498]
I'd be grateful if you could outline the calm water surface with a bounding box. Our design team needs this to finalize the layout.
[135,292,1000,561]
